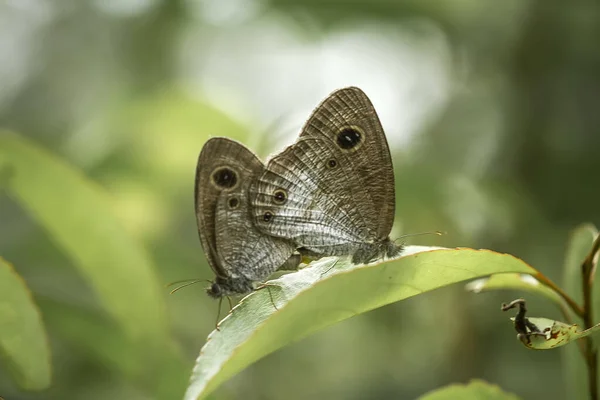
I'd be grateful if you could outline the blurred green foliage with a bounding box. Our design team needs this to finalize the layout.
[417,379,520,400]
[1,0,599,399]
[0,257,50,391]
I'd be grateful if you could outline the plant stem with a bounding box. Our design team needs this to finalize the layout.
[582,277,597,400]
[582,235,600,400]
[520,236,600,398]
[531,269,589,357]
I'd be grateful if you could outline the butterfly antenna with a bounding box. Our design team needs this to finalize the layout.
[393,230,445,245]
[166,279,207,294]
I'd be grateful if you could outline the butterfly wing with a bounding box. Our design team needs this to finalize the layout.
[251,87,396,256]
[196,137,296,281]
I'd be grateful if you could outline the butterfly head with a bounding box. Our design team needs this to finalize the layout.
[206,275,254,298]
[206,281,224,298]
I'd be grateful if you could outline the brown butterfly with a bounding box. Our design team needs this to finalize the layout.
[250,87,402,264]
[194,138,301,298]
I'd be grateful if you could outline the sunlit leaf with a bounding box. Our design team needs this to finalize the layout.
[0,257,50,390]
[185,246,536,400]
[561,223,597,399]
[465,273,565,310]
[417,379,520,400]
[0,131,168,353]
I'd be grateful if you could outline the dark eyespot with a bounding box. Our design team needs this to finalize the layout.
[228,197,239,209]
[212,167,237,188]
[336,127,362,150]
[263,211,273,222]
[327,159,337,168]
[273,189,287,204]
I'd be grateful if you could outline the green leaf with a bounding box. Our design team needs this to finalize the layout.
[417,379,520,400]
[39,299,188,399]
[185,246,536,400]
[561,223,597,399]
[0,257,51,390]
[0,131,168,351]
[507,316,600,350]
[465,273,566,311]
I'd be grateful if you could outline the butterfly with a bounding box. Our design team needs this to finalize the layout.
[194,137,301,298]
[250,87,402,264]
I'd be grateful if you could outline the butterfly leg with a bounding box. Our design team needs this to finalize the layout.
[256,282,281,310]
[214,297,223,331]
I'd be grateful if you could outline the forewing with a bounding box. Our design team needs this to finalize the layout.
[196,138,296,280]
[251,87,396,252]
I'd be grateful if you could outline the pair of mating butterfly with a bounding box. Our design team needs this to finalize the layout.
[195,87,402,300]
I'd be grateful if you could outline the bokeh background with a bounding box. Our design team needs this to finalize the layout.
[1,0,599,399]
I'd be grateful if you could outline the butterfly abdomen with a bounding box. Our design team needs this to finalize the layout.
[351,237,404,264]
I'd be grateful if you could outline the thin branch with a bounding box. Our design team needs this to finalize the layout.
[582,234,600,400]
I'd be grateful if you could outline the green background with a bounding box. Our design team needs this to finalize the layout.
[1,0,598,399]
